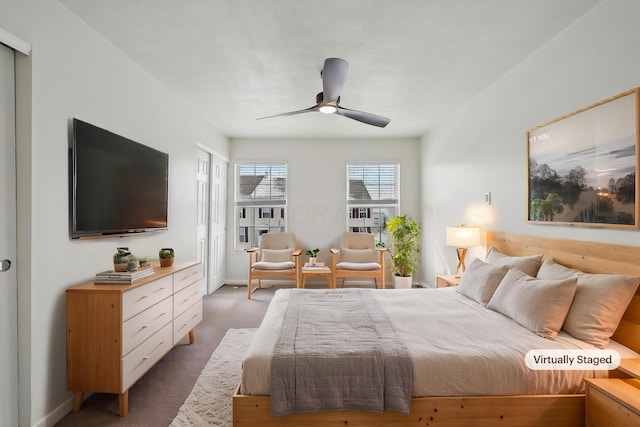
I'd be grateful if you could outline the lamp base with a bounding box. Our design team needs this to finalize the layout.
[456,247,468,275]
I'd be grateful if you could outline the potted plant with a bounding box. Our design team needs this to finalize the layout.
[159,248,175,267]
[138,257,151,268]
[305,248,319,266]
[386,215,421,289]
[113,247,131,272]
[127,254,140,272]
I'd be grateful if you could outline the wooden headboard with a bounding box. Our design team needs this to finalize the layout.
[487,231,640,353]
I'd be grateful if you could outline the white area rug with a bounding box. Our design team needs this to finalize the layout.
[170,328,256,427]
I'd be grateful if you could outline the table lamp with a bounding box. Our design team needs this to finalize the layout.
[446,225,481,276]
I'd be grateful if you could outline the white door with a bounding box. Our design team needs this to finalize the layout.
[196,148,227,294]
[209,155,227,293]
[196,148,210,294]
[0,43,19,427]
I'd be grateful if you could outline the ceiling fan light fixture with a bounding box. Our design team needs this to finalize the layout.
[319,105,337,114]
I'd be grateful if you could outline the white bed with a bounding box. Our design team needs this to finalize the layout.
[242,287,637,397]
[233,232,640,427]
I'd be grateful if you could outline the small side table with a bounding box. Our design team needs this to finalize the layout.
[584,358,640,427]
[301,263,333,289]
[436,275,460,288]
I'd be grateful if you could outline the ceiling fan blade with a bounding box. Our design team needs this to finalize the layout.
[322,58,348,103]
[336,106,391,128]
[257,105,319,120]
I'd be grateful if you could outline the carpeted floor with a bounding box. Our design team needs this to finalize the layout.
[55,284,280,427]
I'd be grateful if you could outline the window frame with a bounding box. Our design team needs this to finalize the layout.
[234,162,288,249]
[345,162,400,247]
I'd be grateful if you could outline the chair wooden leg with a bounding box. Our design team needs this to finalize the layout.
[247,279,252,299]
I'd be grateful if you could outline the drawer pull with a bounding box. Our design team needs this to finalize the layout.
[142,341,166,360]
[154,287,166,293]
[138,295,148,301]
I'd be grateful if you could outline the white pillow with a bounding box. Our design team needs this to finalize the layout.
[261,249,293,263]
[485,247,543,277]
[487,267,577,339]
[253,261,295,270]
[456,258,509,306]
[538,260,639,347]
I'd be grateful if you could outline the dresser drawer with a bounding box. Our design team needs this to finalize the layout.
[173,264,202,293]
[122,322,173,391]
[122,276,172,321]
[174,280,202,318]
[122,297,172,356]
[173,300,202,344]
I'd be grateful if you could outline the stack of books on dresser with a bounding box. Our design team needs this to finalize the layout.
[94,267,154,284]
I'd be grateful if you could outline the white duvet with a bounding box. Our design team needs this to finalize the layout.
[241,287,636,396]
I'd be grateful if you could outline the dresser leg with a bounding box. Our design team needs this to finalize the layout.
[189,329,195,344]
[73,392,84,412]
[119,390,128,417]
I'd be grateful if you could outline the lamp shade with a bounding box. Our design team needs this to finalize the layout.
[446,226,481,248]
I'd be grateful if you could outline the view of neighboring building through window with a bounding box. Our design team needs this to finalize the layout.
[347,163,399,247]
[235,163,287,249]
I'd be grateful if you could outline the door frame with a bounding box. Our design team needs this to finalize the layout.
[196,143,228,293]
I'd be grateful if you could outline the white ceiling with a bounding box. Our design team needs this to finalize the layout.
[58,0,601,139]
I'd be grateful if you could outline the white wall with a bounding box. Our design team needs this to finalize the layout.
[227,138,421,284]
[421,0,640,285]
[1,0,229,425]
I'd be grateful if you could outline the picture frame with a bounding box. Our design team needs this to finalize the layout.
[527,88,639,229]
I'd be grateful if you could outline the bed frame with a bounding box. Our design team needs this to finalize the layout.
[232,231,640,426]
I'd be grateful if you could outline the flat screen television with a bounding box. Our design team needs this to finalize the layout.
[70,118,169,239]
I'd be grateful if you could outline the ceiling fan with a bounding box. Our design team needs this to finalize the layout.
[258,58,391,128]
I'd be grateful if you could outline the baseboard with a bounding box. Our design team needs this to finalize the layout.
[32,393,76,427]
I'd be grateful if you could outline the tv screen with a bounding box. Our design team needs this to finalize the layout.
[70,118,169,239]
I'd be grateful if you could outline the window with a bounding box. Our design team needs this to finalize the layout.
[235,163,287,249]
[346,163,399,247]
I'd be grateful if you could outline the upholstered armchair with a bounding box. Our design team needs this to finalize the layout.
[330,232,387,289]
[246,232,302,299]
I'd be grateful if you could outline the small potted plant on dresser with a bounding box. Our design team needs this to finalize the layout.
[386,215,421,289]
[305,248,320,266]
[113,247,131,272]
[159,248,175,267]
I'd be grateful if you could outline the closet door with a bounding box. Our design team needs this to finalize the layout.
[0,42,19,427]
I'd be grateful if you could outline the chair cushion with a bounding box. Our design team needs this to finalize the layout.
[337,262,381,271]
[339,248,377,263]
[261,249,293,263]
[253,261,296,270]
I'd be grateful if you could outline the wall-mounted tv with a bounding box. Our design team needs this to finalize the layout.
[70,118,169,239]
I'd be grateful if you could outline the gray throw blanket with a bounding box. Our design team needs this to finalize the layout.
[270,289,413,416]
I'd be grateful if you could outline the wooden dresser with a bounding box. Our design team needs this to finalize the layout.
[66,262,202,416]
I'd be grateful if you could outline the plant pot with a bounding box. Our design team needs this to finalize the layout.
[114,262,128,272]
[160,257,174,267]
[393,275,412,289]
[309,257,317,266]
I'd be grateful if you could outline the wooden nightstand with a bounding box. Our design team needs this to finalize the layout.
[435,275,460,288]
[584,358,640,427]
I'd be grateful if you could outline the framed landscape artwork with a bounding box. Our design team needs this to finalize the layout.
[527,88,639,229]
